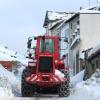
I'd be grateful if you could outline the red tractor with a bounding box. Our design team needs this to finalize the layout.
[21,36,70,97]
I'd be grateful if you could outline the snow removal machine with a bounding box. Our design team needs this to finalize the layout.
[21,35,70,97]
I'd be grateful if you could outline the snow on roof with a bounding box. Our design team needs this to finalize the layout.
[48,11,73,30]
[47,11,70,21]
[43,11,73,28]
[83,4,100,11]
[0,44,28,65]
[0,44,16,56]
[0,44,17,61]
[78,9,100,13]
[88,44,100,58]
[65,5,100,24]
[74,4,100,14]
[49,20,63,30]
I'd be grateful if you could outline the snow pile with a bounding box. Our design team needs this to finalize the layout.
[75,69,100,100]
[0,64,21,97]
[0,87,14,98]
[55,69,64,78]
[70,70,84,87]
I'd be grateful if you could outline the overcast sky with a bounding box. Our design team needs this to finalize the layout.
[0,0,98,54]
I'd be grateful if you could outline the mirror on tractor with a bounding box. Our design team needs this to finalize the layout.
[27,36,37,49]
[34,37,37,40]
[27,39,32,49]
[28,53,32,58]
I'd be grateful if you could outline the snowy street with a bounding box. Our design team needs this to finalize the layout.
[1,62,100,100]
[0,44,100,100]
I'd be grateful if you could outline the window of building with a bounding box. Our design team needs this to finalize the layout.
[70,38,72,44]
[96,60,99,68]
[92,63,95,73]
[77,29,80,35]
[70,23,72,29]
[73,34,75,39]
[77,20,80,25]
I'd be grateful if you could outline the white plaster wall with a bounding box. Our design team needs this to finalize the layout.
[80,14,100,51]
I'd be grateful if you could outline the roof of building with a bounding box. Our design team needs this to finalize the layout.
[64,4,100,23]
[43,11,72,28]
[83,4,100,10]
[88,44,100,59]
[0,44,17,61]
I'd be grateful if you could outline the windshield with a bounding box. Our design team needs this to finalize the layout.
[40,38,54,54]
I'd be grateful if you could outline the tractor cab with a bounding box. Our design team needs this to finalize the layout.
[27,36,59,56]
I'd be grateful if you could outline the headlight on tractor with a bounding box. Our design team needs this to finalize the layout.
[60,60,64,63]
[33,59,37,62]
[55,60,58,63]
[28,62,36,67]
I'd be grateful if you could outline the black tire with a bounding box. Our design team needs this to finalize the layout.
[59,81,70,97]
[21,68,34,97]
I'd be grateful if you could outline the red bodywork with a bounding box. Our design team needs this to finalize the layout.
[0,61,12,69]
[26,36,68,87]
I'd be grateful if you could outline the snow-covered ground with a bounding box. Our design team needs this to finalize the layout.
[67,69,100,100]
[70,70,84,87]
[0,64,21,97]
[0,61,100,100]
[0,44,100,100]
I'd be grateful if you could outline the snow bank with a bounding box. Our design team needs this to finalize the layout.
[70,70,84,87]
[75,69,100,100]
[0,64,21,97]
[55,69,64,78]
[0,87,14,97]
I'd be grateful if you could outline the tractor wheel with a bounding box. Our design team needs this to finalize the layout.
[59,81,70,97]
[61,70,70,83]
[21,68,34,97]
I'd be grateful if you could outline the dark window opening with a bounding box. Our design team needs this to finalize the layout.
[77,20,80,25]
[38,57,53,73]
[92,64,95,73]
[96,60,99,68]
[71,23,72,29]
